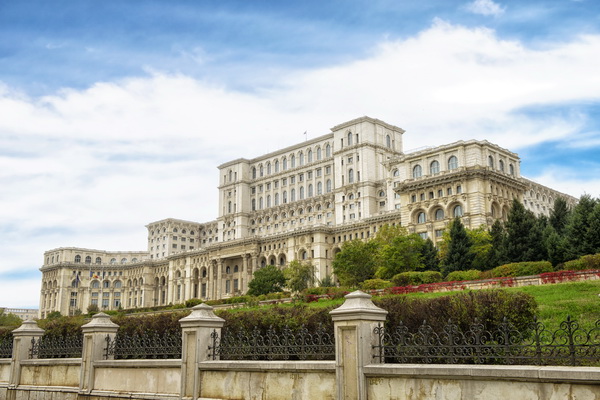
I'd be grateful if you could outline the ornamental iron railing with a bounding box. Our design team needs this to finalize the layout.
[29,335,83,359]
[0,336,13,358]
[209,324,335,361]
[104,331,182,359]
[373,316,600,366]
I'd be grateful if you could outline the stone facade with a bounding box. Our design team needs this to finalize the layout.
[38,117,575,318]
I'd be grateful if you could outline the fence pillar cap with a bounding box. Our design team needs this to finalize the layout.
[81,312,119,333]
[329,290,388,322]
[11,320,44,336]
[179,303,225,329]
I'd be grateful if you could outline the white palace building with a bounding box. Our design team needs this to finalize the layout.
[39,117,574,317]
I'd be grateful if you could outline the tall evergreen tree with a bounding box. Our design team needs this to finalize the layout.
[420,238,440,271]
[544,225,569,266]
[567,195,599,258]
[549,197,571,236]
[442,218,474,275]
[487,219,506,268]
[586,202,600,254]
[504,200,538,262]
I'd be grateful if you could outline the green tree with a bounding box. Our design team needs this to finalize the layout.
[247,265,286,296]
[586,202,600,254]
[504,200,538,262]
[544,225,569,266]
[376,234,426,279]
[442,218,474,275]
[567,195,599,258]
[487,219,506,268]
[333,240,378,286]
[284,260,315,292]
[0,311,22,328]
[420,238,440,271]
[549,197,571,236]
[467,226,492,270]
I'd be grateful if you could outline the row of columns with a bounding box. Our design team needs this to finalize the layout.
[7,290,385,400]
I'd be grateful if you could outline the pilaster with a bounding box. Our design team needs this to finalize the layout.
[79,312,119,393]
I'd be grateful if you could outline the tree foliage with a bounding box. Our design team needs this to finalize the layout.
[442,218,474,275]
[247,265,286,296]
[284,260,315,293]
[332,240,378,286]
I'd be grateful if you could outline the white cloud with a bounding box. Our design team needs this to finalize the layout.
[465,0,506,16]
[1,20,600,306]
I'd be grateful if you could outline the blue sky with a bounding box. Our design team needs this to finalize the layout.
[1,0,599,308]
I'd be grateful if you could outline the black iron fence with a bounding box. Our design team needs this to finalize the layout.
[0,336,12,358]
[373,316,600,366]
[104,331,182,359]
[209,324,335,361]
[29,335,83,359]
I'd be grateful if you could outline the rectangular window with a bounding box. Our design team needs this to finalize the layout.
[181,237,186,242]
[172,244,177,249]
[282,178,287,186]
[251,187,256,194]
[411,195,416,202]
[438,189,443,197]
[299,174,304,182]
[181,245,186,249]
[435,229,444,237]
[91,299,98,306]
[457,185,462,194]
[173,236,177,240]
[419,232,428,239]
[420,193,425,201]
[233,279,239,292]
[316,168,322,177]
[290,176,295,184]
[70,298,77,307]
[447,188,453,195]
[326,166,331,174]
[102,299,109,308]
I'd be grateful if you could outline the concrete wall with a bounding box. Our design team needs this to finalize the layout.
[93,360,181,395]
[198,361,336,400]
[19,359,81,387]
[365,364,600,400]
[0,359,10,383]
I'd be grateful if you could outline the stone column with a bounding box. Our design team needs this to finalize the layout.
[216,260,223,299]
[329,290,388,400]
[241,254,249,293]
[179,304,225,400]
[9,320,44,387]
[79,312,119,394]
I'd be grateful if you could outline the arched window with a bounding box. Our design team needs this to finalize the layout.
[453,205,463,217]
[259,197,263,209]
[173,228,178,233]
[74,255,81,263]
[393,169,399,177]
[275,193,279,206]
[326,179,332,193]
[317,181,322,195]
[132,258,138,263]
[299,152,304,166]
[379,190,385,197]
[348,169,354,183]
[348,193,354,200]
[430,160,440,175]
[291,155,296,168]
[267,195,271,208]
[448,156,458,170]
[412,165,422,178]
[499,160,505,172]
[114,280,122,288]
[72,279,79,288]
[283,191,288,203]
[308,184,313,197]
[300,186,305,200]
[228,201,232,213]
[95,257,102,264]
[488,156,494,169]
[103,281,110,288]
[326,144,331,157]
[85,256,92,264]
[435,209,444,220]
[347,132,353,146]
[91,280,100,289]
[252,167,256,179]
[386,135,391,148]
[291,188,296,202]
[121,258,127,264]
[316,147,322,160]
[259,165,264,177]
[417,212,426,223]
[274,160,279,172]
[228,170,232,182]
[283,158,287,170]
[509,164,515,176]
[267,163,271,174]
[252,199,256,211]
[226,266,231,274]
[308,150,313,163]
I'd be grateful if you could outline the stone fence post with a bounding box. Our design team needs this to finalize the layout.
[179,303,225,400]
[9,320,44,387]
[330,290,388,400]
[79,312,119,394]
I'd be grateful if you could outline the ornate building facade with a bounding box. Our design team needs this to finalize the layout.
[39,117,574,317]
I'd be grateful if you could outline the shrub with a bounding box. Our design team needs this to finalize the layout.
[561,254,600,271]
[361,279,393,290]
[111,311,190,336]
[392,271,443,286]
[445,269,483,282]
[185,298,203,308]
[38,315,86,338]
[490,261,553,278]
[374,289,537,334]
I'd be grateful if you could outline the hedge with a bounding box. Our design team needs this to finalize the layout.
[392,271,443,286]
[490,261,553,278]
[444,269,483,282]
[561,253,600,271]
[361,279,393,290]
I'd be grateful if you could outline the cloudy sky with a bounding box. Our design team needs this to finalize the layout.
[1,0,599,308]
